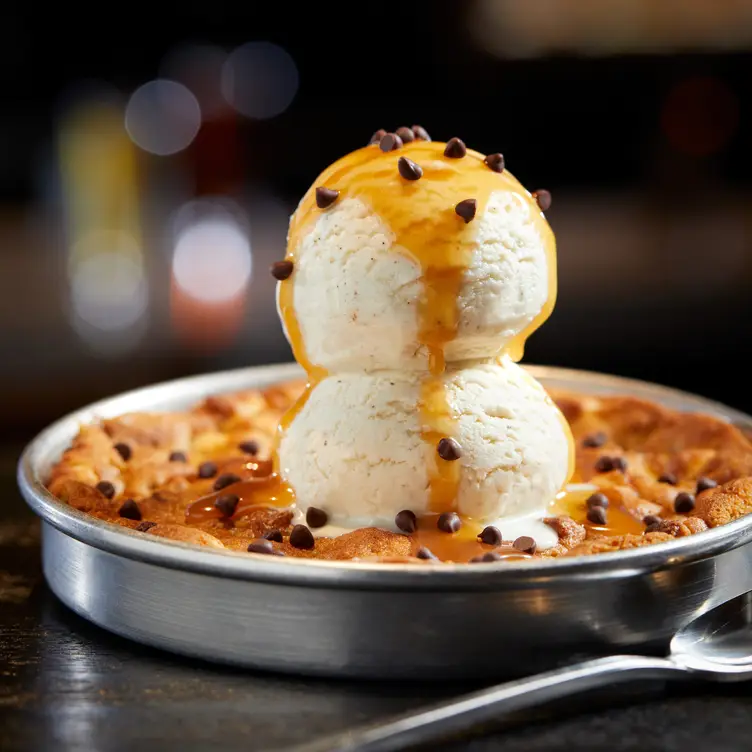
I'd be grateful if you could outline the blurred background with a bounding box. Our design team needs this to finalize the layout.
[3,0,752,446]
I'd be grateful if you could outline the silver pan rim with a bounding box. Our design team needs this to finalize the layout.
[17,362,752,591]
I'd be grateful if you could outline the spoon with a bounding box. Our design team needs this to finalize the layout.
[288,590,752,752]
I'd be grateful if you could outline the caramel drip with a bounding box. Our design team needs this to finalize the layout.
[271,381,313,479]
[411,515,532,562]
[420,377,461,512]
[184,455,294,525]
[278,140,559,515]
[549,488,645,537]
[505,245,558,363]
[186,474,295,524]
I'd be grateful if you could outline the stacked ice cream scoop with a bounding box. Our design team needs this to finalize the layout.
[273,126,572,547]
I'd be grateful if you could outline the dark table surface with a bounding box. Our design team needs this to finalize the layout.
[2,452,752,752]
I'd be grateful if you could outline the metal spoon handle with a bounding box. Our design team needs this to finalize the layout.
[288,655,685,752]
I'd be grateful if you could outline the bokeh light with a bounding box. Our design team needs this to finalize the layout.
[160,44,230,121]
[125,79,202,156]
[661,76,739,157]
[169,199,252,353]
[69,231,148,354]
[59,97,148,356]
[171,202,252,303]
[70,232,148,330]
[221,42,299,119]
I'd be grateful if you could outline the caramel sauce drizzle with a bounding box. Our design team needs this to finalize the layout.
[549,488,645,537]
[278,139,566,516]
[185,458,294,524]
[411,514,532,562]
[186,475,295,524]
[183,469,645,561]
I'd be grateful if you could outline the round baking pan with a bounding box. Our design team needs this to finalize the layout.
[17,364,752,679]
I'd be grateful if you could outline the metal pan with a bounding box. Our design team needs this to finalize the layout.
[17,364,752,679]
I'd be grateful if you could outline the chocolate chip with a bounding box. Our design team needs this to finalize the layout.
[437,512,461,533]
[470,551,503,563]
[395,510,417,534]
[412,124,431,141]
[263,529,284,543]
[696,477,718,494]
[118,499,142,521]
[315,187,339,209]
[582,432,607,448]
[136,520,157,532]
[416,546,437,560]
[247,539,284,556]
[455,198,477,223]
[306,507,329,528]
[168,450,187,463]
[659,473,678,485]
[586,506,607,525]
[643,514,662,528]
[443,137,466,158]
[369,128,387,145]
[114,442,132,461]
[478,525,502,546]
[213,473,241,492]
[238,440,259,456]
[534,190,552,211]
[484,153,505,173]
[513,536,537,555]
[674,492,696,514]
[271,260,294,281]
[215,493,239,517]
[396,126,415,143]
[198,461,218,479]
[95,480,115,499]
[379,132,403,152]
[594,456,627,473]
[437,437,462,461]
[247,539,273,554]
[398,156,423,181]
[289,524,315,550]
[586,492,609,510]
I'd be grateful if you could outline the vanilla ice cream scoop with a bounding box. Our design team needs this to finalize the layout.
[272,128,573,554]
[278,359,571,528]
[281,190,551,372]
[278,140,556,373]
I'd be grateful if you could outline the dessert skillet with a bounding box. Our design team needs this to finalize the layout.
[18,363,752,679]
[37,364,752,564]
